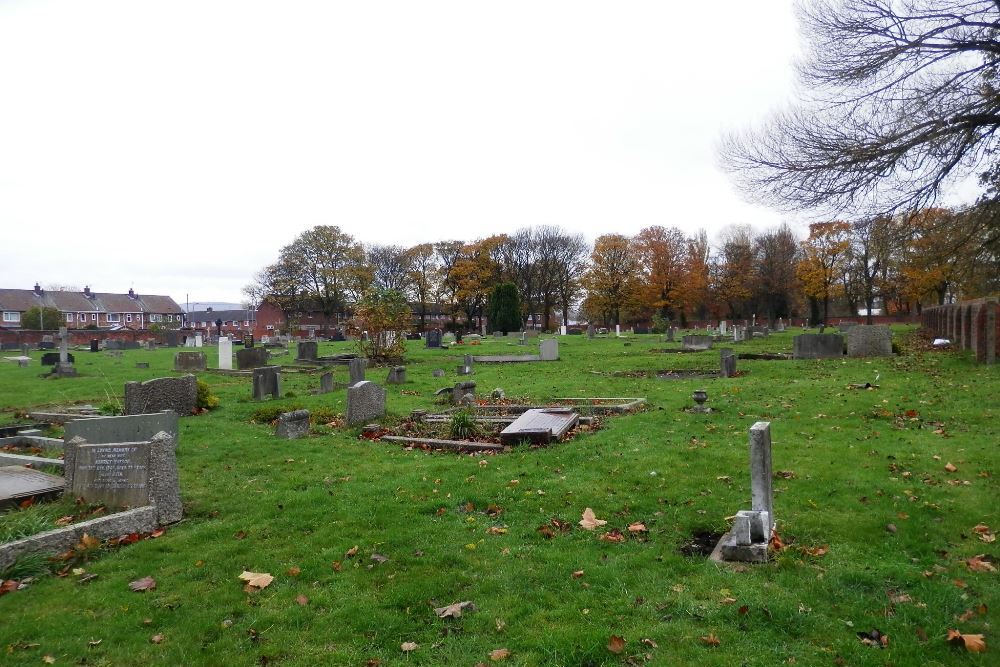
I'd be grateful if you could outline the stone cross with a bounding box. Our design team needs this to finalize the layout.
[58,327,69,364]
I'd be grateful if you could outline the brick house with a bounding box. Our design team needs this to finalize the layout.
[0,284,184,330]
[185,307,257,338]
[251,298,457,338]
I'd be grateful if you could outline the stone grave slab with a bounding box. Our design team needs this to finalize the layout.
[499,408,579,445]
[236,347,269,370]
[65,411,179,444]
[124,376,197,416]
[0,466,66,509]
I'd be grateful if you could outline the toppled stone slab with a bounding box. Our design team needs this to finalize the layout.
[0,465,65,509]
[499,409,579,445]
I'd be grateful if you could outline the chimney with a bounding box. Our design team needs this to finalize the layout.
[83,286,92,298]
[128,288,136,298]
[206,306,213,313]
[33,283,42,296]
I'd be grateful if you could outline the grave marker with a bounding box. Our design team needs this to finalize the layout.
[218,336,232,370]
[539,338,559,361]
[124,376,197,416]
[349,357,367,385]
[346,381,386,426]
[252,366,281,400]
[174,351,206,372]
[275,410,310,439]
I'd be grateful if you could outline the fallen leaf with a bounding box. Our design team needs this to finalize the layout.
[55,516,74,526]
[400,642,418,652]
[345,546,359,558]
[946,629,986,653]
[295,594,308,606]
[945,462,957,472]
[700,633,720,647]
[599,529,626,543]
[486,526,507,535]
[887,590,912,604]
[331,561,342,572]
[286,566,301,576]
[129,576,157,592]
[857,629,889,648]
[641,638,658,648]
[627,521,648,534]
[150,634,164,644]
[489,647,510,661]
[966,555,997,573]
[434,600,477,619]
[579,508,607,530]
[720,597,738,605]
[738,605,749,615]
[607,635,625,654]
[801,545,829,557]
[42,656,55,664]
[571,570,584,578]
[537,524,555,539]
[238,571,274,590]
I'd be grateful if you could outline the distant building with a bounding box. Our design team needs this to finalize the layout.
[0,284,183,330]
[185,306,257,337]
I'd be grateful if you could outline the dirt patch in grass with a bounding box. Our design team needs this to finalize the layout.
[678,530,723,557]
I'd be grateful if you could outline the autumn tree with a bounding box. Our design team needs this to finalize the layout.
[434,240,466,326]
[753,224,800,324]
[279,225,366,326]
[405,243,439,331]
[351,288,411,362]
[712,226,757,319]
[635,225,687,323]
[796,221,851,325]
[582,234,641,326]
[367,244,412,293]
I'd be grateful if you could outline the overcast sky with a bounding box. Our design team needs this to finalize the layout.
[1,1,812,304]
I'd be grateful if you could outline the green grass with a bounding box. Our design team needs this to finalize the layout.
[0,330,996,666]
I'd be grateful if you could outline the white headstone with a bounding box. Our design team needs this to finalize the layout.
[615,324,621,337]
[560,325,567,335]
[194,334,203,348]
[218,336,232,370]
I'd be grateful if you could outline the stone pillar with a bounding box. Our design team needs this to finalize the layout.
[58,327,69,364]
[979,300,997,364]
[964,305,974,350]
[218,337,232,370]
[749,422,774,532]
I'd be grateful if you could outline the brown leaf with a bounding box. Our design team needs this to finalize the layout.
[720,597,738,605]
[150,633,164,644]
[345,545,359,558]
[434,600,477,619]
[801,545,828,557]
[641,638,658,648]
[537,524,555,539]
[946,629,986,653]
[607,635,625,654]
[486,526,508,535]
[234,530,247,540]
[966,555,997,573]
[400,642,418,652]
[579,507,607,530]
[129,576,157,592]
[42,656,56,664]
[489,647,510,661]
[571,570,584,578]
[599,529,626,543]
[627,521,648,534]
[700,633,720,646]
[944,462,957,472]
[286,566,301,576]
[769,531,786,552]
[55,515,74,526]
[887,590,912,604]
[738,605,749,615]
[238,571,274,590]
[295,594,308,606]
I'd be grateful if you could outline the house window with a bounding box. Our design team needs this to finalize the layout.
[126,314,133,323]
[266,325,274,330]
[244,320,250,326]
[3,311,20,322]
[107,313,120,323]
[66,313,74,322]
[150,314,162,323]
[78,313,86,321]
[91,313,97,321]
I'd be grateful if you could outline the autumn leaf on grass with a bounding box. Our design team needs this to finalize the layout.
[700,633,721,647]
[801,545,828,557]
[489,647,510,661]
[345,546,359,558]
[295,594,309,606]
[537,524,555,539]
[600,529,626,543]
[857,629,889,648]
[945,462,958,472]
[887,590,912,604]
[486,526,508,535]
[769,531,787,552]
[579,508,607,530]
[150,634,164,644]
[42,655,56,664]
[238,571,273,591]
[607,635,625,654]
[286,566,301,576]
[128,576,157,592]
[400,642,418,652]
[972,524,996,543]
[627,521,648,534]
[434,600,477,619]
[966,555,997,573]
[946,629,986,653]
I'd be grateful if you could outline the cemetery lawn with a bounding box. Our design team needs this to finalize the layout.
[0,329,997,666]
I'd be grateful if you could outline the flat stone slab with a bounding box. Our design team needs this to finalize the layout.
[473,355,542,363]
[0,465,65,509]
[499,408,579,445]
[380,435,504,452]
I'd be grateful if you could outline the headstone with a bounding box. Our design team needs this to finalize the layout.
[457,354,474,375]
[124,376,198,416]
[174,351,206,371]
[666,327,676,342]
[560,325,567,336]
[41,352,75,366]
[319,372,334,393]
[244,335,255,348]
[846,325,892,357]
[749,422,775,532]
[64,431,181,524]
[499,408,579,445]
[426,330,442,348]
[90,339,99,352]
[252,366,281,400]
[587,324,595,339]
[719,321,728,336]
[518,332,526,345]
[432,369,445,378]
[184,337,195,348]
[776,318,785,332]
[164,331,179,347]
[792,334,844,359]
[50,327,77,377]
[451,380,476,404]
[236,347,269,370]
[717,421,774,563]
[539,338,559,361]
[218,336,233,370]
[349,357,367,385]
[275,410,311,439]
[615,324,621,337]
[386,366,406,384]
[194,334,203,348]
[65,411,179,444]
[346,381,386,426]
[297,341,318,362]
[720,348,736,378]
[682,335,713,351]
[146,340,156,351]
[493,331,503,339]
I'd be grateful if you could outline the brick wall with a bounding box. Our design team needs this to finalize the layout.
[921,297,998,364]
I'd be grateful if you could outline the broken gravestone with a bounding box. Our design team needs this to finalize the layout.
[275,410,310,439]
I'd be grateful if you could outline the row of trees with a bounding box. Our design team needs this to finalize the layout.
[245,205,997,330]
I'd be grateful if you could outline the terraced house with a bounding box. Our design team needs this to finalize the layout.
[0,284,184,330]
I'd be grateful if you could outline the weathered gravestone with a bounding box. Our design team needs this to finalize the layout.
[174,351,206,372]
[236,347,269,370]
[194,334,203,348]
[457,354,474,375]
[64,431,181,524]
[793,333,844,359]
[65,411,179,445]
[386,366,406,384]
[846,325,893,358]
[275,409,310,439]
[587,324,595,339]
[124,376,198,416]
[539,338,559,361]
[720,348,737,378]
[432,369,445,378]
[682,335,713,351]
[252,366,281,400]
[319,372,334,394]
[346,381,386,426]
[716,421,774,563]
[135,362,149,369]
[90,339,99,352]
[425,330,442,348]
[440,380,476,405]
[164,331,179,347]
[499,408,579,445]
[349,357,367,385]
[296,341,318,362]
[41,352,74,366]
[218,336,232,370]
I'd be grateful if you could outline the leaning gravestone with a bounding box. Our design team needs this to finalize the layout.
[457,354,474,375]
[65,411,179,445]
[275,410,310,439]
[218,336,232,370]
[174,351,206,372]
[386,366,406,384]
[539,338,559,361]
[346,381,386,426]
[252,366,281,400]
[793,333,844,359]
[124,376,197,416]
[296,341,318,362]
[349,357,367,385]
[236,347,269,370]
[319,372,334,393]
[719,348,737,378]
[846,325,892,358]
[64,431,181,524]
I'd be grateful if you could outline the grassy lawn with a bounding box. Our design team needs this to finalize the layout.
[0,329,996,666]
